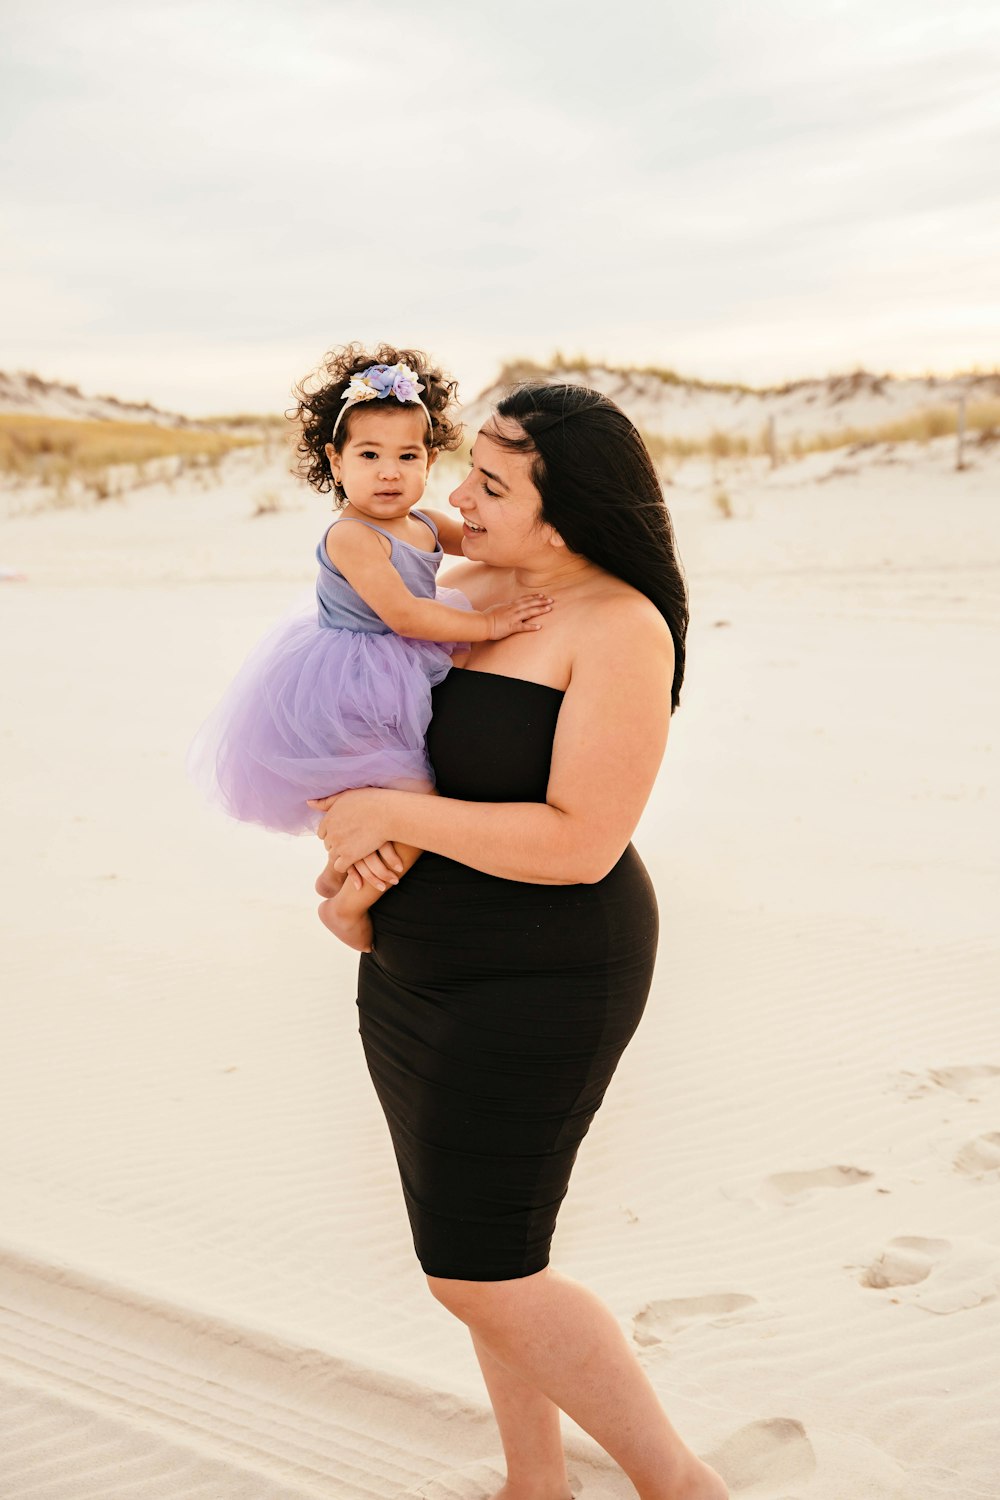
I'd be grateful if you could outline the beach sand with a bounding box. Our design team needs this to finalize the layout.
[1,437,998,1497]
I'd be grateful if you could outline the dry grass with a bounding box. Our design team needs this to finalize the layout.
[641,429,754,464]
[197,412,290,432]
[786,399,1000,456]
[249,489,292,518]
[0,413,261,498]
[494,355,758,397]
[488,358,1000,468]
[638,399,1000,472]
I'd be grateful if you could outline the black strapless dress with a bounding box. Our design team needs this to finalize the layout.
[357,670,658,1281]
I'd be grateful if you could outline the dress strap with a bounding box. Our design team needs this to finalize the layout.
[333,516,396,543]
[411,508,439,541]
[332,510,440,549]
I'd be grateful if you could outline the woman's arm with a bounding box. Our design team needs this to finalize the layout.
[326,522,551,642]
[317,596,674,885]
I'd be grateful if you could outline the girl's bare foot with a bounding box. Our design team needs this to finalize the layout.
[317,894,374,952]
[315,860,346,898]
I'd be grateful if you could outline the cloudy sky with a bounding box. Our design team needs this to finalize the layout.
[2,0,998,413]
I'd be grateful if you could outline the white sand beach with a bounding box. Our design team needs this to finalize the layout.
[1,428,998,1498]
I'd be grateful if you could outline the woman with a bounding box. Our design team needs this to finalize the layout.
[315,383,728,1500]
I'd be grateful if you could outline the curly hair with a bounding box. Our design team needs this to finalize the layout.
[290,343,463,505]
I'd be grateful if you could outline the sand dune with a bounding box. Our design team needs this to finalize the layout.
[1,431,998,1497]
[0,369,192,428]
[463,363,1000,445]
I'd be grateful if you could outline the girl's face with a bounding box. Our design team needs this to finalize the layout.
[325,406,435,519]
[448,418,562,568]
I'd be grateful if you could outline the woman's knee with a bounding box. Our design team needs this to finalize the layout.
[426,1269,548,1325]
[425,1273,493,1321]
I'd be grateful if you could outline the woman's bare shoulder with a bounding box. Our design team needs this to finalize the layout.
[557,584,674,705]
[438,558,510,603]
[575,579,674,663]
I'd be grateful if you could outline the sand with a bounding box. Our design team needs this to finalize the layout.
[1,434,998,1498]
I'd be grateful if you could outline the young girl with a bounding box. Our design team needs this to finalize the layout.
[187,344,552,951]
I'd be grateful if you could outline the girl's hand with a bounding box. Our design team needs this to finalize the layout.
[307,789,401,878]
[484,593,553,641]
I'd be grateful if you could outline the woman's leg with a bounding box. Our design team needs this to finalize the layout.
[469,1329,572,1500]
[428,1270,727,1500]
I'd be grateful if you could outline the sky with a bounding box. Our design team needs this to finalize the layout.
[2,0,998,414]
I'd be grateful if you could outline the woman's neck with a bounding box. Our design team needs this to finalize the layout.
[513,552,595,593]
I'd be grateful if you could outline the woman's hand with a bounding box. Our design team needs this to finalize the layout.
[348,846,404,892]
[307,788,403,888]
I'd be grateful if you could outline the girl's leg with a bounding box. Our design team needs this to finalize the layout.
[469,1329,572,1500]
[317,842,421,952]
[316,779,433,951]
[315,856,347,899]
[427,1270,728,1500]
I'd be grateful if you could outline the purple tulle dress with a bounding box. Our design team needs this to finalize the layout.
[187,511,471,834]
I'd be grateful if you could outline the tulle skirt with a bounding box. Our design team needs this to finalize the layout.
[187,594,469,835]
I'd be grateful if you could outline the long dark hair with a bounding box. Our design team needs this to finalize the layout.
[491,383,688,711]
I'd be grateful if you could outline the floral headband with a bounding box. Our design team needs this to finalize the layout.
[331,361,433,441]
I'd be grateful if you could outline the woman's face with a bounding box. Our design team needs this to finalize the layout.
[448,417,560,568]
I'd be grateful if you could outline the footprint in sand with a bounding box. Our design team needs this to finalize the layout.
[704,1417,816,1493]
[858,1234,1000,1314]
[859,1235,951,1289]
[954,1132,1000,1178]
[396,1462,505,1499]
[633,1292,758,1347]
[396,1461,610,1499]
[762,1164,873,1202]
[895,1064,1000,1101]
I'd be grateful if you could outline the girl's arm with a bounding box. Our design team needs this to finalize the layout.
[316,595,674,885]
[418,508,466,556]
[326,521,550,643]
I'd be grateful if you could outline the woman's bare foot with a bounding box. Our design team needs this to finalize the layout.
[484,1461,725,1500]
[315,859,346,898]
[317,893,374,952]
[488,1482,571,1500]
[673,1457,729,1499]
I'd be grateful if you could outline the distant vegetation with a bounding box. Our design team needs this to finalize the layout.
[636,399,1000,467]
[490,354,1000,409]
[492,354,761,397]
[785,400,1000,456]
[489,356,1000,468]
[0,413,262,500]
[5,362,997,509]
[196,412,289,431]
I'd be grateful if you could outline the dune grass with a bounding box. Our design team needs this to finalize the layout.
[0,413,262,497]
[641,430,756,463]
[196,412,290,431]
[491,356,1000,461]
[785,400,1000,456]
[427,396,999,487]
[494,355,759,397]
[639,399,1000,469]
